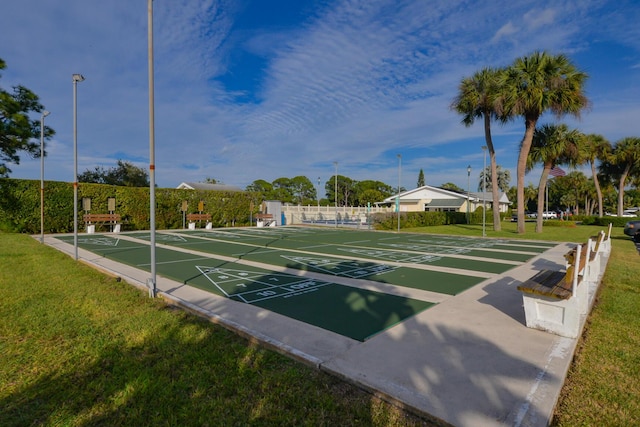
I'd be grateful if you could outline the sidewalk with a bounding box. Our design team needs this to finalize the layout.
[46,234,578,427]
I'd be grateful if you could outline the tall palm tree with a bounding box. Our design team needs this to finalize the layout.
[581,134,611,217]
[499,51,589,233]
[600,137,640,216]
[451,67,505,231]
[527,124,582,232]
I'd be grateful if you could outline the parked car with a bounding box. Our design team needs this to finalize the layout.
[542,211,558,219]
[624,220,640,242]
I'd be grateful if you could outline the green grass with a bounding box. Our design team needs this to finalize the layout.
[2,221,639,425]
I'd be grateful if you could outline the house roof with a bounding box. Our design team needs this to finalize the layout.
[379,185,510,205]
[177,182,243,192]
[425,199,465,208]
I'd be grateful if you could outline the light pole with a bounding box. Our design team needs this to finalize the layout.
[334,162,338,227]
[40,110,50,244]
[467,165,471,225]
[72,73,85,260]
[317,176,320,209]
[397,154,401,232]
[481,146,487,237]
[148,0,157,298]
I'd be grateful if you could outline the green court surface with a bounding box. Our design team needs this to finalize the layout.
[55,235,434,341]
[128,231,484,294]
[55,228,555,341]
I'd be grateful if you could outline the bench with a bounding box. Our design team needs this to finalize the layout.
[255,213,275,227]
[186,213,212,229]
[517,242,591,338]
[83,213,121,233]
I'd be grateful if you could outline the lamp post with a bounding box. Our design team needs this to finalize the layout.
[397,154,401,232]
[40,110,50,244]
[334,162,338,227]
[481,146,487,237]
[317,176,320,209]
[148,0,157,298]
[72,73,85,260]
[466,165,471,225]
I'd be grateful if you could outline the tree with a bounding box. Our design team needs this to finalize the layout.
[581,134,611,217]
[325,175,355,207]
[499,51,589,233]
[600,137,640,216]
[452,67,505,231]
[440,182,464,193]
[246,179,273,194]
[527,124,582,232]
[79,160,149,187]
[478,165,510,193]
[0,58,55,176]
[417,169,425,187]
[289,176,316,205]
[354,180,395,205]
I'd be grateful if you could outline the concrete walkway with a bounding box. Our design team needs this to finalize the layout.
[45,233,581,427]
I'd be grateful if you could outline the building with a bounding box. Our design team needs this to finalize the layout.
[378,185,510,213]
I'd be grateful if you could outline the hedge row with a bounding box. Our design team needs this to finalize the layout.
[371,209,492,230]
[0,179,261,234]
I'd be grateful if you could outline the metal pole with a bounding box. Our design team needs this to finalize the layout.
[72,74,84,260]
[334,162,338,227]
[397,154,401,232]
[467,165,471,225]
[317,176,320,209]
[40,111,50,243]
[482,146,487,237]
[148,0,157,298]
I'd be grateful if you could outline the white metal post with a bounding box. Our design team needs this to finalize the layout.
[148,0,157,298]
[40,111,50,243]
[72,74,85,260]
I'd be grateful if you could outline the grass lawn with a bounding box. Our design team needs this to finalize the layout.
[1,220,639,425]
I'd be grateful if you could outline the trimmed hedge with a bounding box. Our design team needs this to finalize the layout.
[371,209,490,230]
[0,178,261,234]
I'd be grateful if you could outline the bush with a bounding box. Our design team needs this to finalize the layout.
[0,178,260,234]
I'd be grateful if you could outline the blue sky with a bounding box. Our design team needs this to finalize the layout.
[1,0,639,193]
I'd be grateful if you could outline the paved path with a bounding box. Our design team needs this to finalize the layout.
[45,233,581,427]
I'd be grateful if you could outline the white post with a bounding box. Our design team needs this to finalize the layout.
[572,244,581,297]
[148,0,157,298]
[40,110,50,243]
[72,74,85,260]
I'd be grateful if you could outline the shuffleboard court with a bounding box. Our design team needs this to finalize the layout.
[54,235,434,341]
[129,231,486,295]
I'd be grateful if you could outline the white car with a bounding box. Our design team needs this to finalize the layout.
[542,211,558,219]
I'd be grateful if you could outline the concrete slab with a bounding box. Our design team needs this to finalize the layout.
[44,233,582,427]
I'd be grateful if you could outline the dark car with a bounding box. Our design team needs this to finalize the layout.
[624,220,640,242]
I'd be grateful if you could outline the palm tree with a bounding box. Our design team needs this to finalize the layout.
[499,51,589,233]
[581,134,611,217]
[478,165,511,192]
[451,67,505,231]
[527,124,582,232]
[600,137,640,216]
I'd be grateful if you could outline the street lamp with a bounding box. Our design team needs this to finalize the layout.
[317,176,320,209]
[467,165,471,225]
[481,146,487,237]
[148,0,157,298]
[72,73,85,261]
[334,162,338,227]
[40,110,50,244]
[397,154,402,232]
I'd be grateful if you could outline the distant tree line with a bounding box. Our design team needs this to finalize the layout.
[246,176,400,207]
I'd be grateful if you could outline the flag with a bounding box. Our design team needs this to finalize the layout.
[550,166,566,177]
